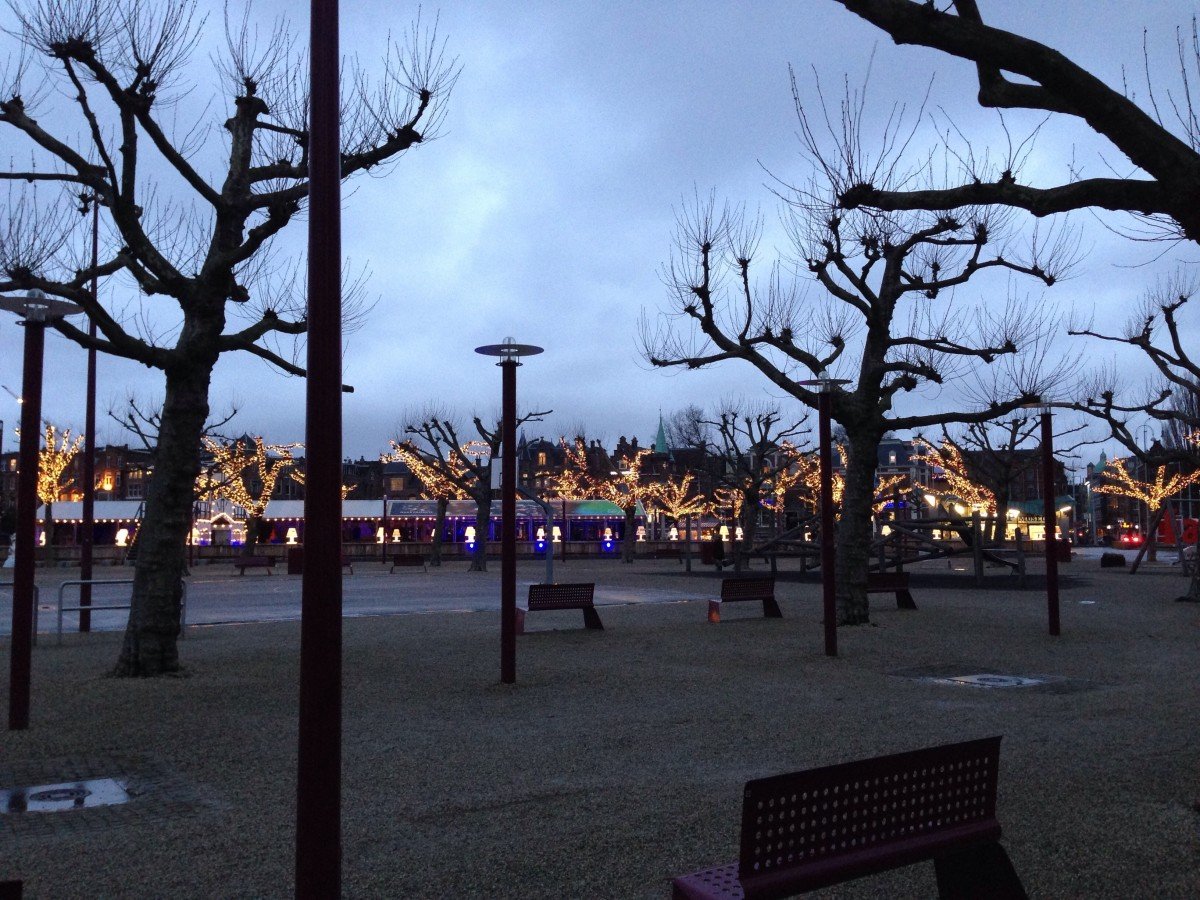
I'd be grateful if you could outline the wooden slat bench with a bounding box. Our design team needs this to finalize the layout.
[867,571,916,610]
[516,582,602,634]
[708,576,781,623]
[672,736,1026,899]
[389,554,428,573]
[235,555,275,575]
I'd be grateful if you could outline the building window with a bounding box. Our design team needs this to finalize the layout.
[537,451,547,467]
[888,451,897,465]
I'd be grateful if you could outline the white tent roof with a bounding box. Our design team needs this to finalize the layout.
[36,500,143,522]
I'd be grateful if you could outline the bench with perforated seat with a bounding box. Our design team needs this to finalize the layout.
[516,582,602,634]
[672,736,1025,899]
[707,576,781,623]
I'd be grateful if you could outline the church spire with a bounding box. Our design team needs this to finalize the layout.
[654,412,669,454]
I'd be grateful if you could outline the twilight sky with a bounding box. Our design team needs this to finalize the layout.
[4,1,1199,466]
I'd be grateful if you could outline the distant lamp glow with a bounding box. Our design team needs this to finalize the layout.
[375,526,385,544]
[286,527,299,545]
[392,528,401,543]
[953,503,967,516]
[536,526,546,541]
[464,525,476,543]
[924,493,938,507]
[880,524,892,537]
[1059,505,1073,514]
[734,526,744,542]
[668,526,679,541]
[1006,508,1019,520]
[636,525,646,542]
[719,524,730,540]
[115,527,129,547]
[551,525,562,543]
[38,531,45,547]
[603,526,613,541]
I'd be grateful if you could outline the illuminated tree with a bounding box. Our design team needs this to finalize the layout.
[382,440,469,567]
[574,441,661,563]
[31,425,83,557]
[202,436,300,551]
[703,404,808,566]
[548,437,593,501]
[1094,458,1200,515]
[912,437,998,516]
[650,472,710,534]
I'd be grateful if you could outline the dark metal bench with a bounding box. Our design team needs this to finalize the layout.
[867,571,916,610]
[389,554,428,573]
[516,582,602,634]
[673,736,1025,899]
[708,576,781,623]
[652,547,684,562]
[235,555,275,575]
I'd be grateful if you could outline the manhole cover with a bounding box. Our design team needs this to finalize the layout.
[933,673,1045,688]
[1,778,129,814]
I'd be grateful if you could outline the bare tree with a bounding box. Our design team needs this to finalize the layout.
[663,404,710,450]
[831,1,1200,466]
[404,406,549,572]
[0,2,458,674]
[642,83,1073,623]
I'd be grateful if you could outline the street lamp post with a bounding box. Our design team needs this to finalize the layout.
[800,370,850,657]
[1027,400,1061,637]
[296,0,343,893]
[80,195,100,632]
[475,338,543,684]
[0,290,83,731]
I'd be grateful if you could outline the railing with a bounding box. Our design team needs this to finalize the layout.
[57,579,188,645]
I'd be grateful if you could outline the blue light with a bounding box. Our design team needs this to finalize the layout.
[535,540,546,552]
[601,539,615,552]
[466,541,476,551]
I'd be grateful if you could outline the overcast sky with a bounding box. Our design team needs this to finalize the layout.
[4,1,1199,467]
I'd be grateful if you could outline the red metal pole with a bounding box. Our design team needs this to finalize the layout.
[501,359,517,684]
[819,390,837,657]
[296,0,342,893]
[80,200,99,631]
[1040,410,1061,636]
[8,318,45,730]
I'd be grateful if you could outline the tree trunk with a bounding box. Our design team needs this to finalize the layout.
[112,364,212,676]
[835,435,879,625]
[430,497,447,567]
[43,500,54,565]
[470,491,491,572]
[244,513,266,553]
[621,506,636,563]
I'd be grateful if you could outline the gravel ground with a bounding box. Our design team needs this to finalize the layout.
[1,557,1198,898]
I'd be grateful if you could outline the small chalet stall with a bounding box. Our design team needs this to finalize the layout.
[34,500,145,561]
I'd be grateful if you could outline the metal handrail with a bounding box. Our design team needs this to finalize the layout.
[57,578,188,644]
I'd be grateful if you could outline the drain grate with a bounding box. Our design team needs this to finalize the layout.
[931,673,1045,688]
[1,778,129,814]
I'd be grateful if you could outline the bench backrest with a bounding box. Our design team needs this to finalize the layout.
[737,736,1002,893]
[238,556,272,565]
[721,577,775,601]
[392,555,424,566]
[528,582,595,610]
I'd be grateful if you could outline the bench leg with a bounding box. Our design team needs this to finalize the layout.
[934,842,1027,900]
[581,605,604,630]
[896,589,916,610]
[707,600,721,624]
[515,607,526,635]
[762,596,783,618]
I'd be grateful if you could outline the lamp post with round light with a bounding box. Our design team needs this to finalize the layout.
[0,290,83,730]
[475,338,542,684]
[799,370,851,656]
